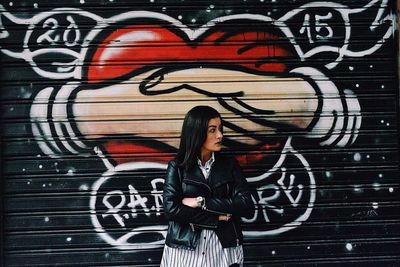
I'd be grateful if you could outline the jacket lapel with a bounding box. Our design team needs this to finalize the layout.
[183,164,208,187]
[208,154,232,188]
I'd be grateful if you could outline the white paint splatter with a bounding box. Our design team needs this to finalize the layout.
[79,184,89,191]
[353,185,362,193]
[389,187,394,193]
[372,202,378,209]
[353,152,361,161]
[271,250,276,255]
[349,66,354,71]
[372,182,380,190]
[346,243,353,251]
[378,173,383,178]
[44,217,49,222]
[67,237,72,242]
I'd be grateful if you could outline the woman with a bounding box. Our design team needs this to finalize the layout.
[161,105,254,267]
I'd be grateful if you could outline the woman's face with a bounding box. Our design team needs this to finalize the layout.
[202,117,223,154]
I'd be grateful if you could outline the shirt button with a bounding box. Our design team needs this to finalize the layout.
[204,237,206,239]
[202,252,205,255]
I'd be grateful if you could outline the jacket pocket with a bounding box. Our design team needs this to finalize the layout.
[166,221,198,250]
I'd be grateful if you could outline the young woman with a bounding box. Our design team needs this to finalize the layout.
[161,105,254,267]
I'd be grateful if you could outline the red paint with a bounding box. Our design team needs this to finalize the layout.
[88,26,290,83]
[235,142,281,166]
[103,141,173,165]
[104,140,281,166]
[89,25,290,166]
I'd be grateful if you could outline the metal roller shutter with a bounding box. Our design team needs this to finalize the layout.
[1,0,398,266]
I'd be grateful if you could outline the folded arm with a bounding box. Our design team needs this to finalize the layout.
[163,161,219,229]
[204,158,254,218]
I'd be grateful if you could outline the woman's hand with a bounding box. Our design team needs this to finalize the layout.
[218,214,231,221]
[182,197,198,208]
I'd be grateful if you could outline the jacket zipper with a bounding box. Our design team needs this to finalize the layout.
[190,222,217,230]
[184,179,212,193]
[231,219,240,246]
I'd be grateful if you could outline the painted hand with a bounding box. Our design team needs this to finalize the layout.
[291,67,361,147]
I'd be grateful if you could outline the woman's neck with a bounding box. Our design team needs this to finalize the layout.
[200,150,212,165]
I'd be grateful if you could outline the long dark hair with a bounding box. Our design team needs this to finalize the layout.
[176,106,222,171]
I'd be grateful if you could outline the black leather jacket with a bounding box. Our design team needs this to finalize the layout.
[163,153,254,250]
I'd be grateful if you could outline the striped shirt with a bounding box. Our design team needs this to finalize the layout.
[161,153,243,267]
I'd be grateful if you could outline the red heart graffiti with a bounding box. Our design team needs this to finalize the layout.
[87,24,291,83]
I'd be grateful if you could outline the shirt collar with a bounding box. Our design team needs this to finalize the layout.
[197,152,215,168]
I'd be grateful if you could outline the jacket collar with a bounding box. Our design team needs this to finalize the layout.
[183,153,230,188]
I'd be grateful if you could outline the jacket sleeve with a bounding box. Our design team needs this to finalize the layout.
[163,160,219,228]
[204,158,254,217]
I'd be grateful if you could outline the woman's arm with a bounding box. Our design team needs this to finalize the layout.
[204,158,254,217]
[163,160,220,228]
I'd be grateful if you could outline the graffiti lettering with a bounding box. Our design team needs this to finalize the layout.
[102,190,126,227]
[37,15,80,47]
[278,172,303,207]
[258,184,283,223]
[99,182,163,227]
[37,18,60,44]
[151,178,164,216]
[127,184,150,217]
[64,16,80,47]
[300,12,334,43]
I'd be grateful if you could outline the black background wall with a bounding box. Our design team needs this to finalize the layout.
[0,0,399,266]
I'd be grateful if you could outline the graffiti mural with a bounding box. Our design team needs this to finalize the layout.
[1,0,398,265]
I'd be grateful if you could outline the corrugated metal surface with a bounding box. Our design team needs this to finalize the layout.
[0,0,399,266]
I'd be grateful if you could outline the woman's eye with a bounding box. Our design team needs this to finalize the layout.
[209,129,215,133]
